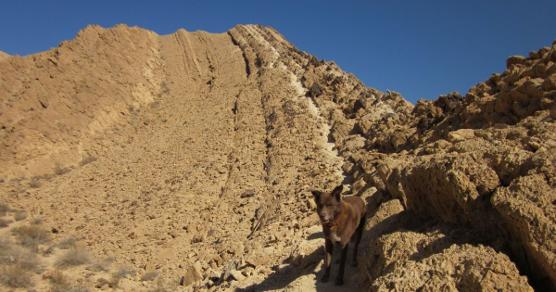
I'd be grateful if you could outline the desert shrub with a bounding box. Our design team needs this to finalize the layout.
[0,265,34,288]
[11,249,40,272]
[141,271,159,281]
[11,224,50,248]
[56,247,91,268]
[0,218,11,228]
[86,256,114,272]
[110,266,135,287]
[57,237,78,249]
[48,270,90,292]
[0,239,41,274]
[0,237,10,251]
[14,211,27,221]
[0,203,10,216]
[30,217,43,225]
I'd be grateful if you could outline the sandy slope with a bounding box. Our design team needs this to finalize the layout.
[0,25,351,291]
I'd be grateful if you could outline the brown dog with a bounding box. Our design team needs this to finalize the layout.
[311,185,366,285]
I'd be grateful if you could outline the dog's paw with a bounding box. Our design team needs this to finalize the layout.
[335,277,344,286]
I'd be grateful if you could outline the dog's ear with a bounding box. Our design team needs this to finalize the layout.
[331,185,343,201]
[311,190,321,201]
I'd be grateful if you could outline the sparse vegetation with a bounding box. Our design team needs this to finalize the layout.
[0,203,11,216]
[57,236,78,249]
[0,238,41,272]
[56,247,91,268]
[0,238,40,288]
[30,217,43,225]
[11,224,50,249]
[0,265,34,288]
[14,210,27,221]
[0,218,11,228]
[86,256,114,272]
[109,266,135,287]
[48,270,90,292]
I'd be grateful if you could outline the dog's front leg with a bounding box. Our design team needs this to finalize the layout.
[321,238,333,282]
[336,244,348,285]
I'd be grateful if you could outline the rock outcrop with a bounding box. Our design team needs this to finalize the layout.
[301,38,555,290]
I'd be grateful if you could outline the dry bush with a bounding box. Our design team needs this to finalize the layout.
[57,236,78,249]
[0,239,39,288]
[14,211,27,221]
[86,256,114,272]
[0,218,11,228]
[30,217,43,225]
[109,266,135,287]
[0,238,41,273]
[141,270,159,281]
[0,237,10,251]
[11,224,50,248]
[0,265,34,288]
[0,203,11,216]
[9,248,40,272]
[48,270,90,292]
[56,247,91,268]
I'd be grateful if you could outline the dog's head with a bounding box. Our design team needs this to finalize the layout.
[311,185,343,225]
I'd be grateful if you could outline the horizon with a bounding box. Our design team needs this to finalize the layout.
[1,1,556,103]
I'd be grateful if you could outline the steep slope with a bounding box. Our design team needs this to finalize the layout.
[0,24,553,291]
[0,24,350,291]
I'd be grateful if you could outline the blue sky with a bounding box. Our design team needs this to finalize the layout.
[1,1,555,103]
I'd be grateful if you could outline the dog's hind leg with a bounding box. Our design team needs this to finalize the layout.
[321,238,333,282]
[352,216,365,267]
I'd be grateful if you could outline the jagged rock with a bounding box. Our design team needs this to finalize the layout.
[507,55,527,68]
[492,168,556,285]
[371,244,533,292]
[181,262,203,286]
[229,270,245,281]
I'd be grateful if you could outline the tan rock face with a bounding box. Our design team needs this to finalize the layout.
[0,24,553,291]
[371,243,533,292]
[302,37,555,290]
